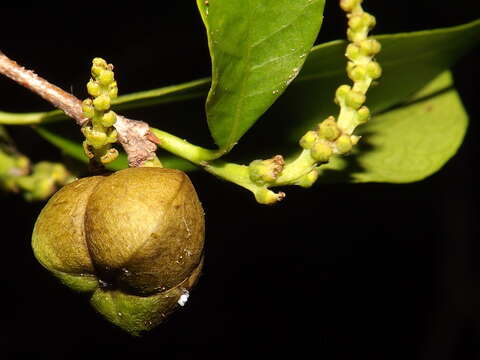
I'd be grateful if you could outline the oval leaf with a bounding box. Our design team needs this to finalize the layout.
[197,0,326,152]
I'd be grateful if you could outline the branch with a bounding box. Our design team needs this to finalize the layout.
[0,51,157,167]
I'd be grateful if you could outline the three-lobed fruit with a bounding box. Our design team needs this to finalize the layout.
[31,167,205,336]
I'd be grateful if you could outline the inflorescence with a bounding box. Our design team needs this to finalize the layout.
[81,58,119,165]
[246,0,382,204]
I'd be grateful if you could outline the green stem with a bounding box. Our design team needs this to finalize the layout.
[150,128,222,163]
[0,111,55,125]
[150,127,280,203]
[274,150,316,185]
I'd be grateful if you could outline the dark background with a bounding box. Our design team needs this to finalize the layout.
[0,1,479,358]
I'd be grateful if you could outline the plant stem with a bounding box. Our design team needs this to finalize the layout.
[0,52,157,167]
[150,128,221,163]
[0,52,86,125]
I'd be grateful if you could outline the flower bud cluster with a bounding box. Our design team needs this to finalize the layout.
[81,58,119,164]
[0,147,29,192]
[15,162,73,201]
[299,115,360,164]
[296,0,380,179]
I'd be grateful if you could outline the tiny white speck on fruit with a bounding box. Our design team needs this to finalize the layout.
[178,290,190,306]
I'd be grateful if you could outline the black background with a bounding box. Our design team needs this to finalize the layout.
[1,1,479,358]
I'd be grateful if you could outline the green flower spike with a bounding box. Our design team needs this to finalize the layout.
[203,0,383,204]
[284,0,381,186]
[15,161,74,201]
[81,58,119,165]
[0,147,29,192]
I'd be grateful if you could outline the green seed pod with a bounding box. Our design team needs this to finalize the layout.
[31,167,205,336]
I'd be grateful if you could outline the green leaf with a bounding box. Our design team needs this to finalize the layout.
[316,71,468,183]
[196,0,326,152]
[272,18,480,143]
[110,78,211,112]
[34,126,195,172]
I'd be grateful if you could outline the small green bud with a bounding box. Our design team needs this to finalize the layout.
[318,117,341,141]
[108,82,118,98]
[82,126,107,149]
[335,84,351,104]
[99,69,115,86]
[82,99,95,119]
[310,141,333,163]
[347,28,364,44]
[365,13,376,29]
[345,90,366,109]
[348,14,364,31]
[340,0,361,12]
[93,94,111,112]
[101,111,117,127]
[91,58,108,78]
[26,177,55,202]
[92,57,108,68]
[87,80,101,97]
[335,135,353,154]
[295,169,319,188]
[346,44,361,61]
[366,61,382,79]
[357,106,370,124]
[16,155,30,172]
[347,64,368,82]
[50,163,70,183]
[299,130,318,150]
[359,39,381,56]
[91,65,103,78]
[254,187,285,205]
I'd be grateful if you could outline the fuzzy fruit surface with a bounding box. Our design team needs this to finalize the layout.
[31,167,205,336]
